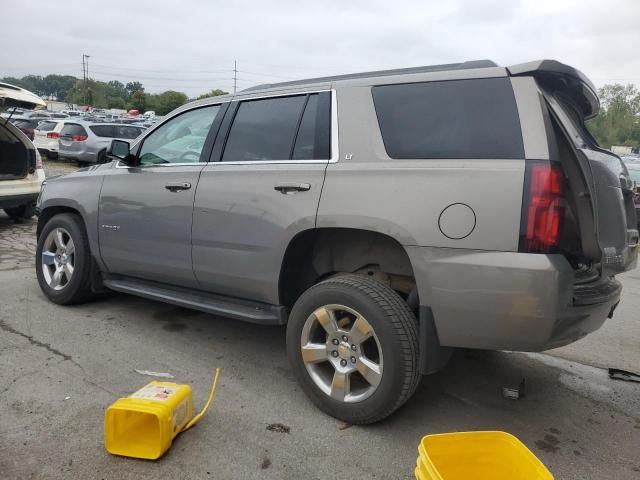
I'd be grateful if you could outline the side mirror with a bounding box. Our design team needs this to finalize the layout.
[109,139,135,165]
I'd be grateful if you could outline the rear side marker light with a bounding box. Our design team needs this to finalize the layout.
[521,162,565,253]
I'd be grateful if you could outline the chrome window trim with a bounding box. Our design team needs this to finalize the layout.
[116,89,338,169]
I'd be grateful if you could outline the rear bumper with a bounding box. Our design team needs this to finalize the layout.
[59,148,95,163]
[407,248,621,353]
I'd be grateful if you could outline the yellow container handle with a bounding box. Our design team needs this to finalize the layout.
[181,368,220,432]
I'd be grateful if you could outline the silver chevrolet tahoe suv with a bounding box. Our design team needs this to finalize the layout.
[35,59,638,424]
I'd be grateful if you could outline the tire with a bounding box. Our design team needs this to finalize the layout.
[35,213,95,305]
[96,150,106,164]
[4,204,35,220]
[286,274,420,424]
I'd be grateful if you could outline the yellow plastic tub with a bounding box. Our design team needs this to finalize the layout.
[415,431,554,480]
[105,381,193,460]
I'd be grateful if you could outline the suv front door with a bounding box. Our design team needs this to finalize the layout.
[192,91,334,304]
[98,104,222,287]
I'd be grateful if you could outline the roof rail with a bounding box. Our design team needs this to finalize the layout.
[241,59,498,92]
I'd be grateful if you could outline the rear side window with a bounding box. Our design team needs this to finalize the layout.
[222,92,331,162]
[372,78,524,159]
[292,93,331,160]
[61,123,88,137]
[36,121,57,131]
[115,126,143,139]
[13,119,39,129]
[223,95,306,161]
[90,125,115,137]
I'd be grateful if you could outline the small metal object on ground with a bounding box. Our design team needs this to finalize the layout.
[608,368,640,383]
[503,379,525,400]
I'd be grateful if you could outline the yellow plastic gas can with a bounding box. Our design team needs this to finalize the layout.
[105,381,193,460]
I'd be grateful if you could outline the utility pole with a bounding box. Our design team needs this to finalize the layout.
[82,54,90,106]
[81,55,86,105]
[233,59,237,94]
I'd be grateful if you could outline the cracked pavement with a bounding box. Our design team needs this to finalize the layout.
[0,162,639,479]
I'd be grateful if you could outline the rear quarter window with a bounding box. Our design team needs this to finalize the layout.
[372,78,524,159]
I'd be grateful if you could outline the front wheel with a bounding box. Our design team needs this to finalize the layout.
[286,275,420,424]
[35,213,95,304]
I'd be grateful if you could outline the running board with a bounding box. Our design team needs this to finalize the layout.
[102,276,287,325]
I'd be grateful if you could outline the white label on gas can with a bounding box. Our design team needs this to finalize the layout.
[130,384,177,401]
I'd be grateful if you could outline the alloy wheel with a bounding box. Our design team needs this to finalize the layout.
[41,227,75,291]
[300,304,383,403]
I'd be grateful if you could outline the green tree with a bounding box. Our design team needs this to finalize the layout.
[128,90,147,112]
[125,81,144,96]
[154,90,189,115]
[106,96,126,109]
[196,89,228,100]
[587,84,640,150]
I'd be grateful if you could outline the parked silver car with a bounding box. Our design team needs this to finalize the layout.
[58,122,145,164]
[35,59,638,423]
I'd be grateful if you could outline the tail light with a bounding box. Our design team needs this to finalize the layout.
[519,161,565,253]
[72,135,88,141]
[47,132,60,139]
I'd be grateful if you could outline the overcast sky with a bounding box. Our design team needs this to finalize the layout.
[2,0,639,97]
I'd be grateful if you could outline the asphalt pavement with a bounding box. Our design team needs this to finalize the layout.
[0,160,638,479]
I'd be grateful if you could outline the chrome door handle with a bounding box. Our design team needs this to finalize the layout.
[274,183,311,194]
[165,182,192,192]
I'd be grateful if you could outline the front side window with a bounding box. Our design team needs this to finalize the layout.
[372,78,524,159]
[138,105,219,165]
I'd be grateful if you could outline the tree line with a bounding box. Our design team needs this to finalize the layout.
[586,84,640,151]
[0,74,227,116]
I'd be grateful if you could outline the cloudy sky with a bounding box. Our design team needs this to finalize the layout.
[2,0,639,97]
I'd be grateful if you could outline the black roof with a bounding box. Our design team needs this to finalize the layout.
[242,60,498,92]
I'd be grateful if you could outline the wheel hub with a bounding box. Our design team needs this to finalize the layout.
[300,304,383,403]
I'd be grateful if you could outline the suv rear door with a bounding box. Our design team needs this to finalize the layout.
[192,91,333,304]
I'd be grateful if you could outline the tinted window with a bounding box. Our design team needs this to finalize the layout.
[90,125,115,137]
[60,123,88,137]
[372,78,524,159]
[292,93,331,160]
[13,119,39,129]
[36,121,57,131]
[222,95,306,161]
[138,105,219,165]
[115,125,143,139]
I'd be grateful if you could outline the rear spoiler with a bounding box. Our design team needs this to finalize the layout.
[507,60,599,119]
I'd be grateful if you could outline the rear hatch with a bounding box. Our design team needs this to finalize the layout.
[1,82,45,179]
[510,60,638,276]
[59,123,89,153]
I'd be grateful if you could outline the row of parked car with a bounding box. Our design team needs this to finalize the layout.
[6,115,148,164]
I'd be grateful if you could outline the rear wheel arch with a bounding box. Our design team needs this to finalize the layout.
[278,227,417,309]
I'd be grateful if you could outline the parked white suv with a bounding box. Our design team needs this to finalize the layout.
[0,82,46,219]
[33,120,65,159]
